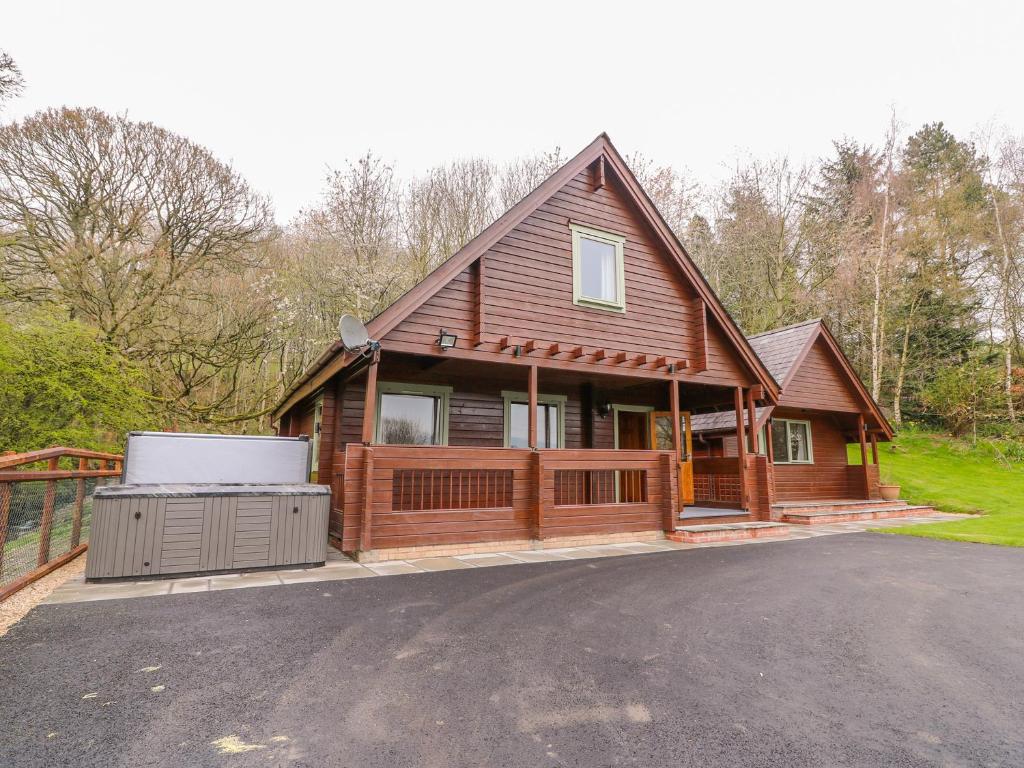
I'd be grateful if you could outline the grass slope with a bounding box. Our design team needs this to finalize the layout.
[870,429,1024,547]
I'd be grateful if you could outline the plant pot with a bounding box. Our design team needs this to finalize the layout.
[878,484,901,502]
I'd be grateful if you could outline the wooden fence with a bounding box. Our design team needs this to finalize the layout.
[0,447,123,601]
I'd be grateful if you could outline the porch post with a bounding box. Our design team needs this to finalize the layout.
[746,387,759,454]
[870,432,879,465]
[669,379,681,458]
[361,349,380,444]
[669,379,682,527]
[765,420,775,463]
[528,364,538,449]
[734,387,748,512]
[858,414,870,498]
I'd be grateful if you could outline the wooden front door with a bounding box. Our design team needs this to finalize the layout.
[650,411,695,506]
[616,410,649,449]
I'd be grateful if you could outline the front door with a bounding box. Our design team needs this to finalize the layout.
[650,411,695,506]
[616,410,649,449]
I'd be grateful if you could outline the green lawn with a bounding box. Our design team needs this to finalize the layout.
[862,429,1024,547]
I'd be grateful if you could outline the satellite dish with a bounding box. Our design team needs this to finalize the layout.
[338,314,371,352]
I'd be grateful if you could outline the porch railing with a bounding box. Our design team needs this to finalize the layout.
[692,457,743,506]
[333,446,678,552]
[0,447,123,600]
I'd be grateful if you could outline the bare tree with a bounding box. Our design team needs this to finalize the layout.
[0,51,24,110]
[498,148,563,210]
[0,107,277,424]
[626,152,702,237]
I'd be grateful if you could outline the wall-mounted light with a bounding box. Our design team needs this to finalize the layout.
[436,328,458,350]
[597,401,611,418]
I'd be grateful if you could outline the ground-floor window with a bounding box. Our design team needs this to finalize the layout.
[375,382,452,445]
[502,391,566,448]
[771,418,813,463]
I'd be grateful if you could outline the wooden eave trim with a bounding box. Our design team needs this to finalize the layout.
[815,324,895,439]
[756,405,775,430]
[597,145,780,401]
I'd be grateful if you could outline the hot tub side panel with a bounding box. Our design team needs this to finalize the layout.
[86,493,328,580]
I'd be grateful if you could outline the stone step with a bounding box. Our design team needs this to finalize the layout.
[771,498,909,514]
[667,521,790,544]
[781,505,934,525]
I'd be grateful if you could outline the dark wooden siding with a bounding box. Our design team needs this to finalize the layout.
[771,410,858,501]
[779,337,862,412]
[382,168,752,388]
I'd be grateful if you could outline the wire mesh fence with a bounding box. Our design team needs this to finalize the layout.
[0,449,122,593]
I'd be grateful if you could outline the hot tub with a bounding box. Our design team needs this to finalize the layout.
[86,483,330,580]
[85,432,329,581]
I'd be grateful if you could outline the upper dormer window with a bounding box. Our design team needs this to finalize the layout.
[571,223,625,312]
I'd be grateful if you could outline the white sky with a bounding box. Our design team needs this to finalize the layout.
[5,0,1023,223]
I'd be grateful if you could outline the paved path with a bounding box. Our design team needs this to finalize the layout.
[2,531,1022,767]
[43,511,964,603]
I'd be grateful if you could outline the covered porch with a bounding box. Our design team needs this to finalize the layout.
[280,351,773,560]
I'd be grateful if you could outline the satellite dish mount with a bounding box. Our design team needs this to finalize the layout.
[338,314,379,357]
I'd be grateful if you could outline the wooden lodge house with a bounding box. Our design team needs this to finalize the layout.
[273,134,897,560]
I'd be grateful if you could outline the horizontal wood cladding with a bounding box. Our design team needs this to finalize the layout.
[779,337,863,412]
[381,168,752,388]
[337,445,674,553]
[771,410,861,501]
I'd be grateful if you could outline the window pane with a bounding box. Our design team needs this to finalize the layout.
[542,404,560,448]
[379,393,437,445]
[579,237,618,302]
[771,420,788,461]
[789,422,810,462]
[509,402,560,448]
[509,403,529,448]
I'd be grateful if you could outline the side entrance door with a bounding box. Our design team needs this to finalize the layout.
[649,411,695,506]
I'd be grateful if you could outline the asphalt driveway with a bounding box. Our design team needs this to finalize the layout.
[2,534,1023,767]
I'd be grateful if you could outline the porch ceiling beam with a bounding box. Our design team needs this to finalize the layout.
[380,340,715,383]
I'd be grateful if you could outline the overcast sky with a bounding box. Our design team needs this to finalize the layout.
[6,0,1023,223]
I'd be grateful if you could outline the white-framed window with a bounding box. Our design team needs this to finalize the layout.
[771,418,814,464]
[571,223,626,312]
[375,382,452,445]
[502,391,566,449]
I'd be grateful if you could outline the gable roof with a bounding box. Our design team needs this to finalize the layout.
[274,133,780,420]
[747,318,822,388]
[748,319,894,439]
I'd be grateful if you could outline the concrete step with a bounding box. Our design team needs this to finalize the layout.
[781,505,934,525]
[771,498,909,514]
[667,521,790,544]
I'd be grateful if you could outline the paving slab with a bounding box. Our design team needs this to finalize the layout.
[454,554,524,568]
[505,551,573,563]
[364,561,424,576]
[406,556,473,572]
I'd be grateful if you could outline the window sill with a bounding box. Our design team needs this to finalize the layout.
[573,297,626,314]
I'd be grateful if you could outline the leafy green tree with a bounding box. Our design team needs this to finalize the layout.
[921,359,1002,440]
[0,310,156,452]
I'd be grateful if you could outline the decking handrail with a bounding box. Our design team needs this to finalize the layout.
[0,446,123,470]
[0,446,124,602]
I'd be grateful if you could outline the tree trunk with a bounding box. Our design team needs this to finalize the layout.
[892,298,920,427]
[990,187,1017,422]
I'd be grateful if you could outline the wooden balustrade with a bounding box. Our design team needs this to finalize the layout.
[0,446,123,601]
[334,446,678,553]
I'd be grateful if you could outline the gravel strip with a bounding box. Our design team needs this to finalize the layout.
[0,554,86,636]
